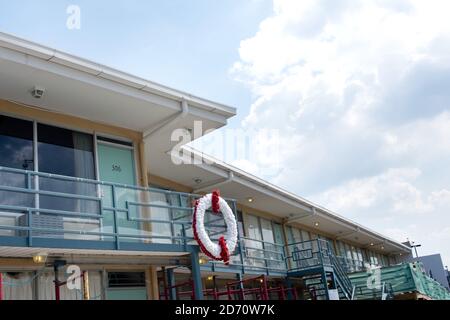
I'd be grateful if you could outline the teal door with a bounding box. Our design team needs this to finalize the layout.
[97,142,140,236]
[97,143,136,185]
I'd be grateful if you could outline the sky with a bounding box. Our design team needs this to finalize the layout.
[1,0,449,266]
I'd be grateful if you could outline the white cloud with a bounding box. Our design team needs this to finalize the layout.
[231,0,450,265]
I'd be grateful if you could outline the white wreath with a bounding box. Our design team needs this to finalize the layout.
[193,193,238,263]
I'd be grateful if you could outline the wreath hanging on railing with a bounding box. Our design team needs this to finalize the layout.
[192,190,238,265]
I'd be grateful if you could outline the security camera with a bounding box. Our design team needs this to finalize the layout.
[31,86,45,99]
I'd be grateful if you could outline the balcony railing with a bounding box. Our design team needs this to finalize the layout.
[204,237,287,275]
[285,239,369,274]
[285,239,333,272]
[0,166,375,277]
[0,166,237,249]
[336,256,366,273]
[0,166,287,275]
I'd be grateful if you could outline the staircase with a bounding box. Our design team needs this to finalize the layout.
[330,254,354,300]
[303,275,328,300]
[286,239,355,300]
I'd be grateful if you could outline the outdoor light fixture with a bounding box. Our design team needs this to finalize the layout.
[247,197,254,203]
[370,243,374,246]
[32,253,47,264]
[381,246,385,250]
[199,258,206,265]
[207,276,213,281]
[314,222,320,227]
[31,85,45,99]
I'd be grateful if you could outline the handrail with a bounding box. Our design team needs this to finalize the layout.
[0,166,291,276]
[0,166,237,201]
[0,167,375,279]
[330,254,353,299]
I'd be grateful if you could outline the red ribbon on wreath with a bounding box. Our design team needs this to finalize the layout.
[211,190,220,214]
[192,190,231,265]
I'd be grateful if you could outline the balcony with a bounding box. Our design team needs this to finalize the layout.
[0,166,370,279]
[0,166,286,275]
[202,238,287,276]
[286,239,367,274]
[0,166,238,254]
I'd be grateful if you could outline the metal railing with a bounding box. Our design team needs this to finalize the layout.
[335,256,366,273]
[0,166,236,248]
[285,238,333,272]
[0,166,287,275]
[205,237,287,274]
[0,166,377,279]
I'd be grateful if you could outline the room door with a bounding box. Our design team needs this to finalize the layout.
[97,140,140,236]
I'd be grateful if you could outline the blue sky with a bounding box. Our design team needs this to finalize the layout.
[1,0,450,266]
[0,0,272,128]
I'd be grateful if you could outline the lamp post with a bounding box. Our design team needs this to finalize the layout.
[410,242,422,258]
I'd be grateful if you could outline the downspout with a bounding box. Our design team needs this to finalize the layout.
[143,98,189,139]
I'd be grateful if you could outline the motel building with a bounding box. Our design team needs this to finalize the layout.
[0,32,449,301]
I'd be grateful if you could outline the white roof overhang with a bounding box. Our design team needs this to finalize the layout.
[0,32,235,144]
[149,146,411,256]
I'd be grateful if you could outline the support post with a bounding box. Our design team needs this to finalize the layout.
[212,276,218,300]
[101,269,108,300]
[145,266,159,300]
[82,271,90,300]
[0,272,3,301]
[167,268,177,300]
[190,250,204,300]
[54,264,60,301]
[322,270,330,300]
[285,277,293,300]
[53,260,66,301]
[261,275,269,300]
[236,273,244,300]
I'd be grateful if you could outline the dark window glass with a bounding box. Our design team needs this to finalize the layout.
[37,124,98,216]
[97,136,133,147]
[37,124,95,179]
[0,115,33,170]
[108,272,146,288]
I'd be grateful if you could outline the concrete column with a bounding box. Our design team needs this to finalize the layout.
[190,251,204,300]
[146,266,160,300]
[282,223,292,270]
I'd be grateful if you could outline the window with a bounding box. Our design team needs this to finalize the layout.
[301,230,310,241]
[108,272,146,288]
[337,241,346,257]
[37,124,98,217]
[0,115,33,170]
[0,116,35,236]
[260,218,275,243]
[287,226,302,244]
[246,214,262,241]
[37,124,95,179]
[244,214,264,268]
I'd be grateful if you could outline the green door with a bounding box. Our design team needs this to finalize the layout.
[97,142,140,236]
[97,143,136,185]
